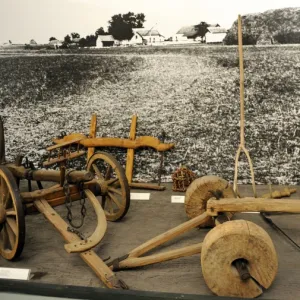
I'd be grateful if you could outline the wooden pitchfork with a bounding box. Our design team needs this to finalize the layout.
[233,15,257,197]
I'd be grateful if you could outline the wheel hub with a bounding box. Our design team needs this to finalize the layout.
[0,206,6,224]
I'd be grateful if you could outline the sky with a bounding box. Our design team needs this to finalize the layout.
[0,0,299,44]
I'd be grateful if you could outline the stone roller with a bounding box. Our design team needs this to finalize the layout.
[185,175,236,227]
[201,220,278,298]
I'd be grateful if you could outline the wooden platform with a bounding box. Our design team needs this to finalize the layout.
[1,183,300,299]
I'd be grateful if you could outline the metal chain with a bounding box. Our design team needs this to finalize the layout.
[63,178,87,232]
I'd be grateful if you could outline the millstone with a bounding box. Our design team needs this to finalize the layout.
[201,220,278,298]
[185,175,235,227]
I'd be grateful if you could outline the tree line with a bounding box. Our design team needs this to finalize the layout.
[49,12,146,48]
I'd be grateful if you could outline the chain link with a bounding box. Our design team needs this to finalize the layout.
[63,177,86,231]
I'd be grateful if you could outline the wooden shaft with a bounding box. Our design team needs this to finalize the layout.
[261,187,297,199]
[34,199,123,289]
[117,243,202,270]
[125,115,137,183]
[87,114,97,161]
[6,164,93,183]
[207,198,300,216]
[128,212,210,258]
[21,180,99,203]
[80,136,174,152]
[129,182,165,191]
[238,14,245,146]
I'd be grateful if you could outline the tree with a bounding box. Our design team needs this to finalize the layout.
[194,21,209,42]
[64,34,72,44]
[85,35,97,47]
[108,12,146,40]
[71,32,80,39]
[49,37,57,41]
[95,27,108,36]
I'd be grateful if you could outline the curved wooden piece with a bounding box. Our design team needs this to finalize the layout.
[201,220,278,298]
[64,189,107,253]
[0,166,25,260]
[81,136,174,152]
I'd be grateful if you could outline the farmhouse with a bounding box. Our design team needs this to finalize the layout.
[205,27,228,44]
[129,28,165,45]
[96,35,115,48]
[173,23,221,41]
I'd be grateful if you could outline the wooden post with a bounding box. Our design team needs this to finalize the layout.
[125,115,137,184]
[87,114,97,161]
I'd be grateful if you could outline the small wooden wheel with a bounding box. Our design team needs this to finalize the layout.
[201,220,278,298]
[0,165,25,260]
[87,152,130,222]
[185,175,235,227]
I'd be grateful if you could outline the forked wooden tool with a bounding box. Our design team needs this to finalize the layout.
[233,15,257,197]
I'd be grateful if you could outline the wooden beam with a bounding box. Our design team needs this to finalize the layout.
[87,114,97,161]
[125,115,137,184]
[128,212,210,258]
[117,243,203,270]
[207,197,300,216]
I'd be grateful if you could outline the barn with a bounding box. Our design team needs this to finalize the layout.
[96,35,115,48]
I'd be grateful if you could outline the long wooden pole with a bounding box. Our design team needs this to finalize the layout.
[238,15,245,146]
[233,15,257,197]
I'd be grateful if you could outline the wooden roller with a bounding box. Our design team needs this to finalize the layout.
[201,220,278,298]
[185,175,236,227]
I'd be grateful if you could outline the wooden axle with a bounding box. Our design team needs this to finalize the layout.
[207,197,300,216]
[6,163,93,184]
[21,180,100,204]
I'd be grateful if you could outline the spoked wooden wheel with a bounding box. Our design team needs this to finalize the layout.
[0,165,25,260]
[87,152,130,222]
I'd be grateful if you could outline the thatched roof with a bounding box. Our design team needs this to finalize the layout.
[133,28,164,37]
[177,23,221,37]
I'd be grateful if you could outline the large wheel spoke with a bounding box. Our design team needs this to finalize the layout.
[106,197,114,214]
[1,227,10,250]
[6,217,18,236]
[5,208,16,216]
[92,164,104,179]
[106,177,119,186]
[108,192,123,209]
[5,223,15,249]
[108,187,122,196]
[105,165,112,180]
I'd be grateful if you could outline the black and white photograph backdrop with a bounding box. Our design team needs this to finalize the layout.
[0,0,300,185]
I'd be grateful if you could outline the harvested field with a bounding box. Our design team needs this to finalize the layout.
[1,44,300,184]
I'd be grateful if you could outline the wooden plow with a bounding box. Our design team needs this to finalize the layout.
[0,116,130,289]
[53,114,175,191]
[106,15,300,298]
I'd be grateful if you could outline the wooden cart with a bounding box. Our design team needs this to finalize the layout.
[0,116,130,289]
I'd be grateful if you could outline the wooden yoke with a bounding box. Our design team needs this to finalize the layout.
[233,15,256,197]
